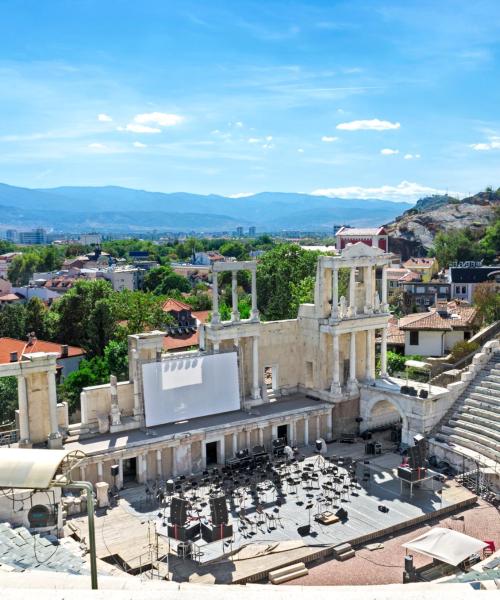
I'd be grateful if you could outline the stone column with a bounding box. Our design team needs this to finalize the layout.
[258,427,264,446]
[156,449,162,479]
[47,369,62,448]
[330,332,342,397]
[364,266,373,314]
[348,266,357,317]
[118,459,124,489]
[212,271,220,324]
[380,327,388,378]
[232,432,238,457]
[245,429,251,448]
[304,418,309,446]
[347,331,358,394]
[79,466,86,481]
[231,272,240,322]
[331,266,339,320]
[171,447,177,477]
[327,410,333,441]
[201,441,207,469]
[365,330,375,383]
[315,415,321,439]
[132,349,142,420]
[109,374,121,427]
[381,265,388,311]
[219,437,225,464]
[252,336,261,400]
[16,375,30,446]
[97,462,104,483]
[251,267,259,320]
[291,419,297,446]
[213,341,220,353]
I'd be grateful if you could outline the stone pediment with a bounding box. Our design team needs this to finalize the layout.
[341,242,384,258]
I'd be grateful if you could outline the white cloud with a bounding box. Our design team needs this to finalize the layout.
[311,181,460,201]
[381,148,399,155]
[118,123,161,133]
[297,148,304,153]
[265,135,273,141]
[134,112,184,127]
[321,136,339,142]
[235,121,243,128]
[470,138,500,151]
[404,153,421,160]
[262,142,274,149]
[248,137,261,143]
[227,192,254,198]
[97,113,113,122]
[133,141,147,148]
[336,119,400,131]
[88,143,106,149]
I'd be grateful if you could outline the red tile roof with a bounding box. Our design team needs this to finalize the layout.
[0,337,86,364]
[403,257,436,268]
[0,293,21,302]
[399,301,478,331]
[163,331,199,351]
[162,298,192,312]
[191,310,210,324]
[337,227,387,236]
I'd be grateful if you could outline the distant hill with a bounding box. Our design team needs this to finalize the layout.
[0,183,412,233]
[385,189,500,257]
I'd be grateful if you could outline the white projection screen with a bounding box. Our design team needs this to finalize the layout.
[142,352,240,427]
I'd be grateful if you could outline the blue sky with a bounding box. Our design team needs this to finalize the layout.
[1,0,499,200]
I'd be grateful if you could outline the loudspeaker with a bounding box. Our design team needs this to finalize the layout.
[209,495,228,525]
[335,508,348,520]
[170,497,189,526]
[297,524,311,536]
[405,554,414,573]
[110,465,119,477]
[167,522,200,541]
[166,479,175,495]
[378,505,389,513]
[201,522,233,542]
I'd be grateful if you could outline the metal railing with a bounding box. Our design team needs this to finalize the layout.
[0,422,18,447]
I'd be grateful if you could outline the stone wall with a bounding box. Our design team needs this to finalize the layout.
[80,381,133,427]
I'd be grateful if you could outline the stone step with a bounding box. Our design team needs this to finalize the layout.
[441,425,500,453]
[489,368,500,377]
[440,431,500,463]
[467,405,500,421]
[472,385,500,398]
[269,562,308,584]
[468,391,500,406]
[464,398,500,416]
[483,374,500,385]
[448,417,500,441]
[480,380,500,393]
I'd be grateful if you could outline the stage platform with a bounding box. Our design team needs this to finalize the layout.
[67,447,476,585]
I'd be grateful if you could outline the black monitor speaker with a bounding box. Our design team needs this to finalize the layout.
[170,497,189,526]
[209,495,228,525]
[110,464,119,477]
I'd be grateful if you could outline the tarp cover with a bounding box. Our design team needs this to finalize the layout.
[403,527,487,566]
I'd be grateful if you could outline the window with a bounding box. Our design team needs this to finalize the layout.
[455,286,461,294]
[409,331,419,346]
[464,331,471,340]
[462,286,467,294]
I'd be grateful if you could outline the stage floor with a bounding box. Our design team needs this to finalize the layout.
[108,448,474,583]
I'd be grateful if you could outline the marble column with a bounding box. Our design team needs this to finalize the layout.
[109,374,121,427]
[156,449,162,479]
[380,327,388,378]
[118,459,124,489]
[258,427,264,446]
[365,330,375,382]
[79,466,86,481]
[364,266,373,314]
[348,266,357,317]
[331,266,339,320]
[201,441,207,469]
[245,429,251,448]
[252,336,261,400]
[231,272,240,322]
[219,437,225,464]
[132,349,142,419]
[315,415,321,439]
[47,369,62,448]
[16,375,30,445]
[97,462,103,483]
[327,410,333,441]
[232,432,238,457]
[251,268,259,320]
[304,418,309,446]
[171,447,177,477]
[347,331,358,394]
[381,265,389,311]
[213,341,220,353]
[212,271,220,324]
[291,419,297,446]
[330,332,342,397]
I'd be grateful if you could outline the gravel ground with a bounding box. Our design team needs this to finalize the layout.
[285,498,500,586]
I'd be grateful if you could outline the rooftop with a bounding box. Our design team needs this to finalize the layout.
[0,337,85,363]
[336,226,387,236]
[398,301,477,331]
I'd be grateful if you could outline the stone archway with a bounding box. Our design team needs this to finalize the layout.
[360,392,409,444]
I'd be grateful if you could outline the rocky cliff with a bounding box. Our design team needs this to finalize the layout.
[385,190,500,259]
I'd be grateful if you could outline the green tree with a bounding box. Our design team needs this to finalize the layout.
[111,290,169,336]
[0,376,18,424]
[473,282,500,324]
[104,340,129,380]
[143,266,190,294]
[25,297,48,339]
[87,298,116,355]
[0,303,27,339]
[256,244,320,320]
[58,356,109,413]
[7,252,40,285]
[429,229,480,267]
[219,241,249,260]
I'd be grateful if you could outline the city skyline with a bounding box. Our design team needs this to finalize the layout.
[1,0,499,201]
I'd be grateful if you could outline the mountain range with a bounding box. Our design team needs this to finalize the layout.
[0,183,412,233]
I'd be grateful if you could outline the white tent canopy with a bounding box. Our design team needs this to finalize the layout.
[403,527,487,566]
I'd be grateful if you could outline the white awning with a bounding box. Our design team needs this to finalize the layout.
[403,527,487,566]
[0,448,70,489]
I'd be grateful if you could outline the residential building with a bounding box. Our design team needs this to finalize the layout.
[335,226,388,251]
[448,265,500,302]
[193,251,225,266]
[101,266,145,291]
[401,281,451,312]
[386,268,420,294]
[76,233,102,245]
[0,253,22,279]
[235,226,244,237]
[248,226,256,236]
[403,257,439,281]
[398,300,478,356]
[12,286,61,304]
[161,298,210,352]
[18,228,47,245]
[0,278,11,296]
[0,293,22,306]
[0,335,85,379]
